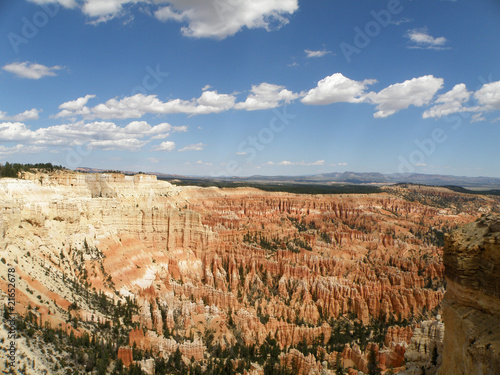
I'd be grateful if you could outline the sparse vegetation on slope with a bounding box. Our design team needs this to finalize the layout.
[1,171,497,374]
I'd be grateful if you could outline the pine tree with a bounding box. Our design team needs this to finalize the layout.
[335,351,346,375]
[367,345,381,375]
[431,346,439,366]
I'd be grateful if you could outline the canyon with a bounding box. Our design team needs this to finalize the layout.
[0,171,499,374]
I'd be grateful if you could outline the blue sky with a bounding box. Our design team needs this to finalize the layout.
[1,0,500,177]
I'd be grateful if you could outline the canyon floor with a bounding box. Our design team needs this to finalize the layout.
[1,171,499,375]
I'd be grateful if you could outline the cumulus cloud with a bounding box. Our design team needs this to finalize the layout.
[82,0,131,18]
[422,80,500,120]
[2,62,63,79]
[0,122,36,141]
[154,141,176,151]
[474,81,500,110]
[301,73,376,105]
[0,109,40,122]
[305,49,331,58]
[154,0,299,39]
[59,94,96,111]
[365,75,444,118]
[178,143,205,152]
[56,91,236,120]
[406,28,448,50]
[0,120,185,151]
[235,83,300,110]
[154,5,186,22]
[57,83,299,120]
[88,138,148,151]
[30,0,298,39]
[422,83,473,118]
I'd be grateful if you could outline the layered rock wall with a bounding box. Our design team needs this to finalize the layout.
[438,214,500,375]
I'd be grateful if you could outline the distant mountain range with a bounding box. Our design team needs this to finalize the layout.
[76,167,500,189]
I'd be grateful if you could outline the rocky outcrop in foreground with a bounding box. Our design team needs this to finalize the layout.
[438,214,500,375]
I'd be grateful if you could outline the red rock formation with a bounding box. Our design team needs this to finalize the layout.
[2,172,497,373]
[117,347,134,367]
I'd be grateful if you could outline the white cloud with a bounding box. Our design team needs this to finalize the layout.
[0,122,36,141]
[470,113,486,123]
[59,94,96,111]
[179,143,205,152]
[406,28,448,50]
[474,81,500,110]
[81,0,132,18]
[0,109,40,122]
[27,0,77,8]
[422,80,500,120]
[366,75,444,118]
[0,144,46,156]
[235,83,299,110]
[154,0,299,39]
[329,162,348,166]
[391,17,413,26]
[197,90,236,112]
[268,160,325,166]
[301,73,376,105]
[196,160,213,166]
[305,49,331,58]
[2,62,63,79]
[45,0,298,39]
[154,141,176,151]
[422,83,473,118]
[57,91,237,120]
[154,5,186,22]
[56,82,300,120]
[88,138,147,151]
[0,120,184,151]
[148,157,160,163]
[435,83,471,104]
